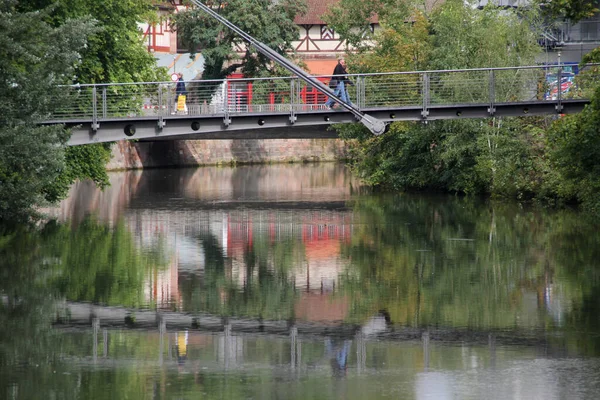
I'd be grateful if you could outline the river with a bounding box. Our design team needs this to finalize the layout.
[2,163,600,399]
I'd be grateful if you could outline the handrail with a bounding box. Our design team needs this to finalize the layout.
[47,63,599,131]
[65,64,600,88]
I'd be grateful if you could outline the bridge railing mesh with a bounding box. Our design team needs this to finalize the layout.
[47,65,599,121]
[568,65,600,99]
[362,73,423,108]
[52,86,96,120]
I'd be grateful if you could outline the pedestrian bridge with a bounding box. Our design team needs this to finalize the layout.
[45,64,599,146]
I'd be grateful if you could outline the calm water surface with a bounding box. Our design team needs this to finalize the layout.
[2,164,600,399]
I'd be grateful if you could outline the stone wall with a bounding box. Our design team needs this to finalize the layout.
[106,139,348,170]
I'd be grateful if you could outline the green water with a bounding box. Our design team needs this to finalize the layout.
[2,164,600,399]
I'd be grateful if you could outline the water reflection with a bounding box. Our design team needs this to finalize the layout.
[3,164,600,398]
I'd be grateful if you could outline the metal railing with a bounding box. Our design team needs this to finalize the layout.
[48,64,600,123]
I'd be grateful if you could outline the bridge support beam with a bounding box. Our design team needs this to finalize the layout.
[61,99,589,145]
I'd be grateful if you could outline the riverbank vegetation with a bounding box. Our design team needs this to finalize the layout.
[326,0,600,214]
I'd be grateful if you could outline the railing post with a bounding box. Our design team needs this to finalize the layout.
[421,72,429,119]
[222,79,231,127]
[289,78,297,124]
[101,87,107,119]
[356,75,365,108]
[91,86,99,132]
[168,83,173,115]
[488,69,496,116]
[556,66,563,113]
[157,84,166,129]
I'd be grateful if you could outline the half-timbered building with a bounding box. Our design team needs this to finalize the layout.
[139,0,375,76]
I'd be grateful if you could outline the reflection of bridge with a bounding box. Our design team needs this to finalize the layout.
[56,301,552,373]
[46,65,598,146]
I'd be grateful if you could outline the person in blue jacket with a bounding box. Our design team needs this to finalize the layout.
[174,72,188,113]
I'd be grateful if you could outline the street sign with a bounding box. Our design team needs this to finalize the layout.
[171,73,178,82]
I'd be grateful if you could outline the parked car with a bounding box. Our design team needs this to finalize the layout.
[545,71,575,100]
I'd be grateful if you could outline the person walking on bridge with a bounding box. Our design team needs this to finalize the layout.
[325,58,352,110]
[174,72,188,114]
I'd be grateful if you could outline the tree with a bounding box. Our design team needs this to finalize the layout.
[1,0,171,223]
[346,9,432,73]
[17,0,167,84]
[429,1,540,70]
[171,0,307,79]
[0,1,98,223]
[333,0,544,199]
[536,0,598,23]
[546,86,600,213]
[323,0,417,53]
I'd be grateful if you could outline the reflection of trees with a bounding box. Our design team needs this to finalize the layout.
[545,214,600,355]
[0,218,169,396]
[0,225,60,372]
[43,217,169,307]
[179,233,301,320]
[340,195,600,348]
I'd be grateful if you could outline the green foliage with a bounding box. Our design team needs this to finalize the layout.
[429,0,540,70]
[172,0,307,79]
[0,1,96,223]
[17,0,168,83]
[546,87,600,213]
[343,122,444,191]
[348,10,432,73]
[0,0,169,223]
[328,0,600,208]
[323,0,416,52]
[343,117,552,199]
[535,0,598,23]
[43,145,113,203]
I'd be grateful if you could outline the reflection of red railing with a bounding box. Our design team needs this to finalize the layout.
[225,211,352,259]
[227,214,253,258]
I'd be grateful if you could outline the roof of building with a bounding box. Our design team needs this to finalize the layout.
[294,0,380,25]
[294,0,444,25]
[294,0,336,24]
